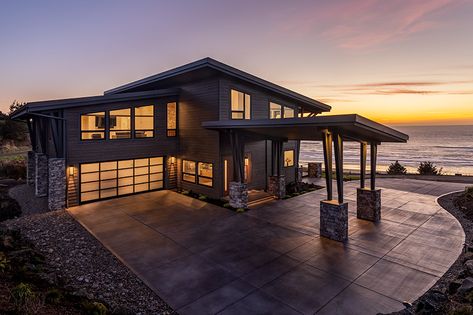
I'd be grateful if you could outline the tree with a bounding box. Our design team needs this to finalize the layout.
[418,161,442,176]
[0,101,28,143]
[386,160,407,175]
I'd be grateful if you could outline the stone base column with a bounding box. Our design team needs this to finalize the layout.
[229,182,248,209]
[308,162,322,178]
[35,153,48,197]
[268,175,285,199]
[297,167,303,182]
[27,151,36,186]
[48,158,66,211]
[320,200,348,242]
[357,188,381,222]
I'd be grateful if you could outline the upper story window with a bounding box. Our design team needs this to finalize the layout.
[135,105,154,138]
[109,108,131,139]
[167,102,177,137]
[231,89,251,119]
[270,102,294,119]
[81,112,105,140]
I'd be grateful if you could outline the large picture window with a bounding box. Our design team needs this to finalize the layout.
[167,102,177,137]
[231,89,251,119]
[198,162,213,187]
[270,102,295,119]
[109,108,131,139]
[182,160,196,183]
[284,150,295,167]
[135,105,154,138]
[81,112,105,140]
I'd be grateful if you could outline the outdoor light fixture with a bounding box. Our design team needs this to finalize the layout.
[68,166,74,176]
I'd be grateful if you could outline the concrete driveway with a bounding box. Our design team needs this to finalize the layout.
[68,179,466,315]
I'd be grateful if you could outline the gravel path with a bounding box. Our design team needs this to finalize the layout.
[2,210,175,315]
[8,183,48,215]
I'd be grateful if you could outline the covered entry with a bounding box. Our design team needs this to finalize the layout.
[80,156,164,202]
[203,114,409,242]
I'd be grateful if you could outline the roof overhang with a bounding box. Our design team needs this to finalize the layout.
[202,114,408,143]
[104,58,331,113]
[11,89,179,120]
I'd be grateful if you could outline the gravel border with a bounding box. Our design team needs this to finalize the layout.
[2,210,176,315]
[8,183,48,216]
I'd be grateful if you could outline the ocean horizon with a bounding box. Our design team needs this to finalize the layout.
[300,124,473,176]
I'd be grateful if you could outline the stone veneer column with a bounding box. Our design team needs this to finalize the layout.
[27,151,36,186]
[229,181,248,209]
[35,153,48,197]
[320,200,348,242]
[357,188,381,222]
[48,158,66,211]
[268,175,286,199]
[308,162,322,178]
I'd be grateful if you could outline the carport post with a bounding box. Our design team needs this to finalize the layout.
[370,142,377,190]
[333,133,344,203]
[360,142,367,189]
[357,141,381,222]
[321,130,333,200]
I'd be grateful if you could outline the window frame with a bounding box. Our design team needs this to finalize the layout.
[80,111,106,141]
[230,89,251,120]
[108,108,132,140]
[166,101,178,137]
[134,105,155,139]
[197,161,214,187]
[182,159,197,183]
[284,149,295,168]
[268,101,295,119]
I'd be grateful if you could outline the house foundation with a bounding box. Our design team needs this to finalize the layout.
[268,175,285,199]
[320,200,348,242]
[229,181,248,209]
[35,153,48,197]
[27,151,35,186]
[48,158,66,211]
[357,188,381,222]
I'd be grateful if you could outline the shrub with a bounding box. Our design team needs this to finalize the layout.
[223,203,231,208]
[198,194,207,201]
[83,301,108,315]
[449,305,473,315]
[418,161,442,175]
[236,208,245,213]
[0,196,22,222]
[0,251,8,272]
[45,288,63,305]
[0,158,27,179]
[386,160,407,175]
[10,282,40,314]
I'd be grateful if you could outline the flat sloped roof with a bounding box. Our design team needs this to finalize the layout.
[104,57,331,113]
[202,114,409,143]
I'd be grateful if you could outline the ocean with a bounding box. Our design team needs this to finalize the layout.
[300,125,473,176]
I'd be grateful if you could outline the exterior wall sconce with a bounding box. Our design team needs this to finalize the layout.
[68,166,74,177]
[169,156,176,166]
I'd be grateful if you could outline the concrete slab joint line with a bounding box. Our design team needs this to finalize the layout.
[357,188,381,222]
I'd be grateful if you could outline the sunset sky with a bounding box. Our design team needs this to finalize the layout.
[1,0,472,125]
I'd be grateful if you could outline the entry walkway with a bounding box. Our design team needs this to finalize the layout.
[68,179,466,315]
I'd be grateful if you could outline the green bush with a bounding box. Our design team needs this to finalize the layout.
[386,160,407,175]
[45,288,63,305]
[236,208,245,213]
[418,161,442,175]
[0,251,8,272]
[83,301,108,315]
[449,305,473,315]
[10,282,39,314]
[223,203,231,208]
[198,194,207,201]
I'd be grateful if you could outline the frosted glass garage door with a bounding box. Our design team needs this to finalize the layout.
[80,157,164,202]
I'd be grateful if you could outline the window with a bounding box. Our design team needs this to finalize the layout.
[269,102,294,119]
[231,89,251,119]
[269,102,282,119]
[198,162,213,187]
[182,160,196,183]
[244,156,251,183]
[81,112,105,140]
[109,108,131,139]
[135,105,154,138]
[284,150,295,167]
[167,102,177,137]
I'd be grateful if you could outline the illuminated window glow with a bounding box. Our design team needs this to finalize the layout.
[231,89,251,119]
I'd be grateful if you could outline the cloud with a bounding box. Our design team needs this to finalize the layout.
[282,0,459,50]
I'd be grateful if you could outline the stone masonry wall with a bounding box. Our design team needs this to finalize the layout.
[320,200,348,242]
[35,153,48,197]
[308,162,322,178]
[357,188,381,222]
[48,158,66,211]
[268,175,286,199]
[229,181,248,209]
[27,151,35,187]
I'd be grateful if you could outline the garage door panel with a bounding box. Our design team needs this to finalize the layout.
[80,156,164,203]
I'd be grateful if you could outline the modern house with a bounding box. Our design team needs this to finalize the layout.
[12,57,408,241]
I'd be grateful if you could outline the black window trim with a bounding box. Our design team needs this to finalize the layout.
[230,88,251,120]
